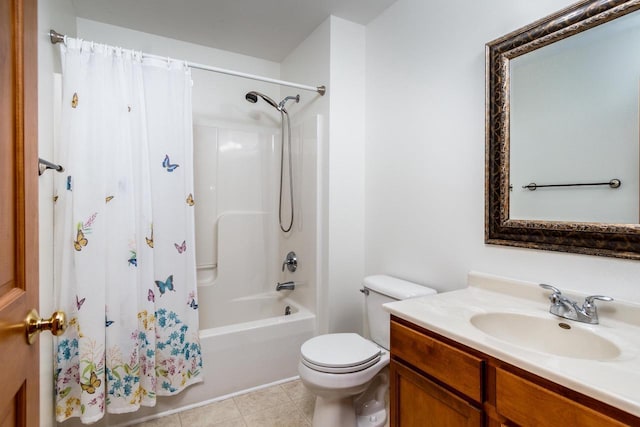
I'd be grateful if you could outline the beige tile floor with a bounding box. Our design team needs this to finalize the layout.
[132,380,315,427]
[132,379,390,427]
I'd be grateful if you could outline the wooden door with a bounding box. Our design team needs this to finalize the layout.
[390,360,482,427]
[0,0,40,425]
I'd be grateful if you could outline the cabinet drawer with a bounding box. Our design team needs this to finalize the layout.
[496,368,627,427]
[391,321,483,403]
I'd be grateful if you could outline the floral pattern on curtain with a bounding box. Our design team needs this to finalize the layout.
[53,39,202,424]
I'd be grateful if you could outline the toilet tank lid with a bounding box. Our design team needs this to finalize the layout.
[363,275,436,300]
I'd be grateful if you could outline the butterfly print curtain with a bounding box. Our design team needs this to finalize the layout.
[53,39,202,423]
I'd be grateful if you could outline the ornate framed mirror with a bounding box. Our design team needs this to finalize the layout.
[486,0,640,259]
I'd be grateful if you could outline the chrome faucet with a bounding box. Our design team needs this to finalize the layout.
[539,284,613,324]
[276,281,295,291]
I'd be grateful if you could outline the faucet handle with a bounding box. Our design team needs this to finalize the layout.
[583,295,613,311]
[539,283,564,304]
[585,295,613,304]
[582,295,613,322]
[539,283,562,294]
[282,251,297,272]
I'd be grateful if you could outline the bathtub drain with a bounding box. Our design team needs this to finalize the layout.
[284,305,292,316]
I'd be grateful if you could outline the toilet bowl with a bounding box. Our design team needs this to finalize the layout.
[299,333,390,427]
[298,275,436,427]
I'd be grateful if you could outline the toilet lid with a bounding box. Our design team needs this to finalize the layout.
[301,333,381,373]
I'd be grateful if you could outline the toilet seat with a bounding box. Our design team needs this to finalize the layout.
[301,333,382,374]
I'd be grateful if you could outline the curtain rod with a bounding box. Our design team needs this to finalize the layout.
[49,29,326,96]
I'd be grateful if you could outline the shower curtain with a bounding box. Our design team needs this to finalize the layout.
[53,39,202,424]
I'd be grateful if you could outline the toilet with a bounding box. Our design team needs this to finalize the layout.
[298,275,436,427]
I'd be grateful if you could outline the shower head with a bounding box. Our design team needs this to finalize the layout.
[245,91,279,109]
[278,95,300,112]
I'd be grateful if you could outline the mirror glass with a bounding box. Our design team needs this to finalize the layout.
[509,10,640,224]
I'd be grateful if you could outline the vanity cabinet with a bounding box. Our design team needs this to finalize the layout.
[389,316,640,427]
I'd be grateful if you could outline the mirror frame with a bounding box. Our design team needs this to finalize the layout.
[486,0,640,260]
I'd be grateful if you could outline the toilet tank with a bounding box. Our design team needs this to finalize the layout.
[364,275,436,350]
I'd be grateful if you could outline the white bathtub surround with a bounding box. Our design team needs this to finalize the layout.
[189,117,319,418]
[54,38,201,423]
[192,116,320,315]
[276,115,321,323]
[384,271,640,418]
[193,124,280,289]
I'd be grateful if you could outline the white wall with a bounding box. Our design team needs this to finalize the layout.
[37,1,77,425]
[282,16,366,334]
[365,0,640,303]
[327,17,366,333]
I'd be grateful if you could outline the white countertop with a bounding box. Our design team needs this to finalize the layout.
[383,271,640,417]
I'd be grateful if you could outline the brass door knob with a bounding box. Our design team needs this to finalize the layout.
[25,309,67,345]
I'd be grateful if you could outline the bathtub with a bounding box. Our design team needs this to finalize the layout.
[196,294,315,395]
[92,294,315,427]
[199,292,303,330]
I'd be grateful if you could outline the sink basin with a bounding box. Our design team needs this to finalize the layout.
[470,312,621,360]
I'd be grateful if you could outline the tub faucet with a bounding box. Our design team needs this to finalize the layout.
[539,284,612,324]
[276,281,295,291]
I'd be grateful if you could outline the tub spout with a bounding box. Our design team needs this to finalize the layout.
[276,281,295,291]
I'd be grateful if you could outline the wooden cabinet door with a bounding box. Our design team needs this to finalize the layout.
[0,0,40,426]
[390,360,482,427]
